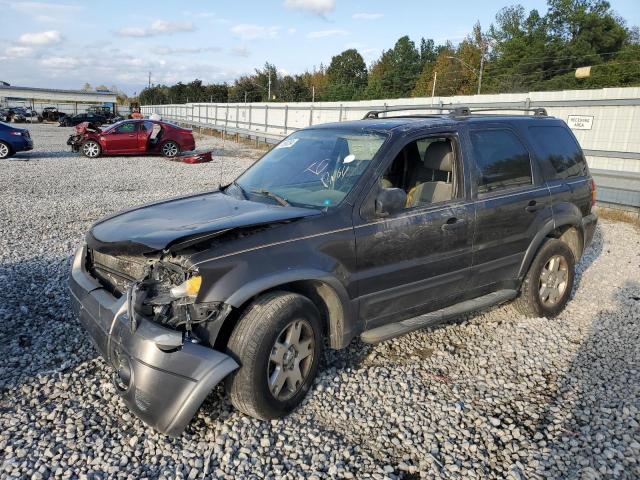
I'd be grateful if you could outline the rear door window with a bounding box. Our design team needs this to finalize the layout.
[469,129,533,194]
[528,126,588,179]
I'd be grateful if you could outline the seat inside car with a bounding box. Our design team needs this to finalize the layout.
[406,140,454,207]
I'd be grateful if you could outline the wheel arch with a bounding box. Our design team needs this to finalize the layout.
[518,213,583,280]
[213,271,357,352]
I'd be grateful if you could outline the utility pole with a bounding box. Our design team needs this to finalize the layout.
[267,70,272,102]
[312,85,315,103]
[431,71,437,105]
[244,91,247,103]
[148,72,151,89]
[477,52,484,95]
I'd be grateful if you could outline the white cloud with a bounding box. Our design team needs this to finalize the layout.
[307,29,349,39]
[283,0,335,16]
[230,45,250,57]
[230,24,280,40]
[156,46,221,55]
[352,13,384,20]
[117,20,195,38]
[40,56,78,69]
[1,1,83,22]
[18,30,62,46]
[4,46,35,58]
[288,28,297,35]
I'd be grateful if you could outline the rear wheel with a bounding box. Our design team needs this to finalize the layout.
[81,140,101,158]
[0,141,11,159]
[225,292,323,420]
[161,141,179,157]
[513,239,575,318]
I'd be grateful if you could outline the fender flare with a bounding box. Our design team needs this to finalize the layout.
[517,213,582,279]
[224,269,357,349]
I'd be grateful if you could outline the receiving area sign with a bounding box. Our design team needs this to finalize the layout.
[567,115,594,130]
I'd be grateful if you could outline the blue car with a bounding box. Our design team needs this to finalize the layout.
[0,121,33,159]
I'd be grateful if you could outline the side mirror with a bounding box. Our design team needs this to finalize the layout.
[375,188,407,216]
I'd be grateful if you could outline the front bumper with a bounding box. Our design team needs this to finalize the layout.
[68,245,238,436]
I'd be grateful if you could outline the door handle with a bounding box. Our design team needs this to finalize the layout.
[441,217,465,231]
[525,200,544,213]
[128,134,135,137]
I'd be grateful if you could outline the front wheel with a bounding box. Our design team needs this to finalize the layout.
[161,141,179,157]
[225,292,323,420]
[513,239,576,318]
[0,141,12,159]
[81,140,101,158]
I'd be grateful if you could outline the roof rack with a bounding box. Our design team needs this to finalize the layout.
[362,105,547,119]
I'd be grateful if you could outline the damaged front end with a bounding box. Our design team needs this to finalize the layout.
[69,244,239,436]
[67,121,101,152]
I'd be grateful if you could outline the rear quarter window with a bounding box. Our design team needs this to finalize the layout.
[469,129,533,194]
[528,126,588,179]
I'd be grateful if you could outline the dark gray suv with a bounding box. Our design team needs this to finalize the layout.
[69,106,597,435]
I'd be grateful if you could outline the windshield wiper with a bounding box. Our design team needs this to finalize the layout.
[250,188,290,206]
[231,181,247,199]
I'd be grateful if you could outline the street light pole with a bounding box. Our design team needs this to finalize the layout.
[478,53,484,95]
[447,55,485,95]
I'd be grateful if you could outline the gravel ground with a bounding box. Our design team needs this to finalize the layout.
[1,123,639,479]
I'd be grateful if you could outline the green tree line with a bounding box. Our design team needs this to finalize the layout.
[138,0,639,105]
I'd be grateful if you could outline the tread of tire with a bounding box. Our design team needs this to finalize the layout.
[226,291,308,420]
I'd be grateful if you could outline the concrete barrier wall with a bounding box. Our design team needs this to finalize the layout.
[143,87,640,209]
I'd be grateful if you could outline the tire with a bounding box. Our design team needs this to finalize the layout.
[161,141,180,158]
[0,141,12,159]
[81,140,101,158]
[512,238,576,318]
[225,291,323,420]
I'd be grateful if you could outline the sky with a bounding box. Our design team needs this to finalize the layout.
[1,0,639,95]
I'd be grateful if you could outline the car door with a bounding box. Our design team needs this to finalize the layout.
[136,121,153,152]
[466,124,552,289]
[103,122,138,153]
[352,131,475,329]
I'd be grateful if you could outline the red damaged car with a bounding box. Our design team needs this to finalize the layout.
[67,119,195,158]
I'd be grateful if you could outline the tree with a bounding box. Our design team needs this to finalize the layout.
[365,36,423,99]
[325,49,367,101]
[279,75,312,102]
[82,83,92,91]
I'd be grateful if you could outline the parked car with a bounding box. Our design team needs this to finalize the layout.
[69,106,597,435]
[67,119,195,157]
[0,121,33,158]
[59,113,107,127]
[42,107,67,122]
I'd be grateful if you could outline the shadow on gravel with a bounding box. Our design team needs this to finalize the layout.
[572,225,604,294]
[0,255,98,392]
[531,280,640,478]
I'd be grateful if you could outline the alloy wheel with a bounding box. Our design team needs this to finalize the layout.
[268,319,315,401]
[83,142,99,158]
[0,143,9,158]
[162,142,178,157]
[539,254,569,306]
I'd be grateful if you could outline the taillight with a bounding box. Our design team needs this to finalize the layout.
[590,178,596,207]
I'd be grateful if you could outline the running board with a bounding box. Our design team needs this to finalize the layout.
[360,289,518,344]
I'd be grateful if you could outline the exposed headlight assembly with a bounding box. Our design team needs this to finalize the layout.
[170,275,202,299]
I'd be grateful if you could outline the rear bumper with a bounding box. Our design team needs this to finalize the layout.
[581,212,598,252]
[68,244,238,436]
[12,137,33,152]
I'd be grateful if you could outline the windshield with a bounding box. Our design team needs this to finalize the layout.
[234,128,387,209]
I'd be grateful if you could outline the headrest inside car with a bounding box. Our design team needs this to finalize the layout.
[424,141,453,172]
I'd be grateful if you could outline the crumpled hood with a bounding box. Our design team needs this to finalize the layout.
[86,190,319,255]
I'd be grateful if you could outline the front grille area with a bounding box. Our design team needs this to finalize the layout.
[88,249,148,296]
